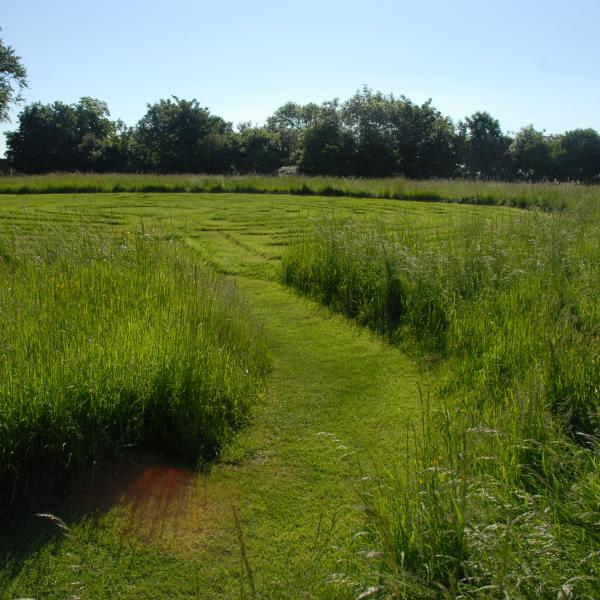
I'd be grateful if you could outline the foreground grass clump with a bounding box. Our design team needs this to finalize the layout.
[356,392,600,599]
[282,209,600,596]
[0,221,269,510]
[1,172,599,211]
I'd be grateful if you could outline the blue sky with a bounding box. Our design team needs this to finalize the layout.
[2,0,600,156]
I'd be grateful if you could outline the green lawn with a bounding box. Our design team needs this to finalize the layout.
[0,193,521,598]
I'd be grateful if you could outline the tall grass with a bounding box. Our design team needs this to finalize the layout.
[355,391,599,598]
[281,210,599,435]
[1,173,600,211]
[281,207,600,596]
[0,220,270,510]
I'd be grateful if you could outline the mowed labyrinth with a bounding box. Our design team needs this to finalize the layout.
[1,193,510,598]
[0,192,503,274]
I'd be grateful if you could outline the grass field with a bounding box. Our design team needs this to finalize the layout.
[0,185,598,598]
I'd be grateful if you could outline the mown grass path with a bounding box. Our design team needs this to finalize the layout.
[179,274,424,597]
[0,193,500,598]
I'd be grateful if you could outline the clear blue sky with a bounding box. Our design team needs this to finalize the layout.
[2,0,600,157]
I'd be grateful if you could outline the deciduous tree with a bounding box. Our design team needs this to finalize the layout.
[266,101,322,165]
[510,125,552,180]
[236,125,284,173]
[299,117,355,176]
[552,128,600,182]
[5,97,117,172]
[133,97,235,172]
[459,111,512,178]
[0,32,27,122]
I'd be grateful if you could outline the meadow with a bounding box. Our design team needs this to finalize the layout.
[0,177,598,598]
[1,172,600,211]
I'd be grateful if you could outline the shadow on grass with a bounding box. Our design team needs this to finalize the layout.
[0,450,206,579]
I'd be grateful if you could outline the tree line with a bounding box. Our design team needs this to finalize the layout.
[4,88,600,181]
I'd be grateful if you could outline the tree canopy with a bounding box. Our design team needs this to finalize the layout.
[4,88,600,182]
[458,112,512,178]
[0,31,28,122]
[6,97,118,172]
[132,97,236,173]
[510,126,552,181]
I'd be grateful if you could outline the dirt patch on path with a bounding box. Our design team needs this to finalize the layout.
[82,456,217,550]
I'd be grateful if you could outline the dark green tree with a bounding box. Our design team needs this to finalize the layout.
[552,128,600,182]
[411,113,458,178]
[298,117,355,176]
[341,88,458,178]
[510,125,553,180]
[236,124,284,173]
[97,120,136,172]
[133,97,235,172]
[342,88,398,176]
[73,97,119,170]
[459,111,512,178]
[0,32,28,122]
[5,97,117,172]
[266,101,322,165]
[387,97,457,178]
[6,101,77,171]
